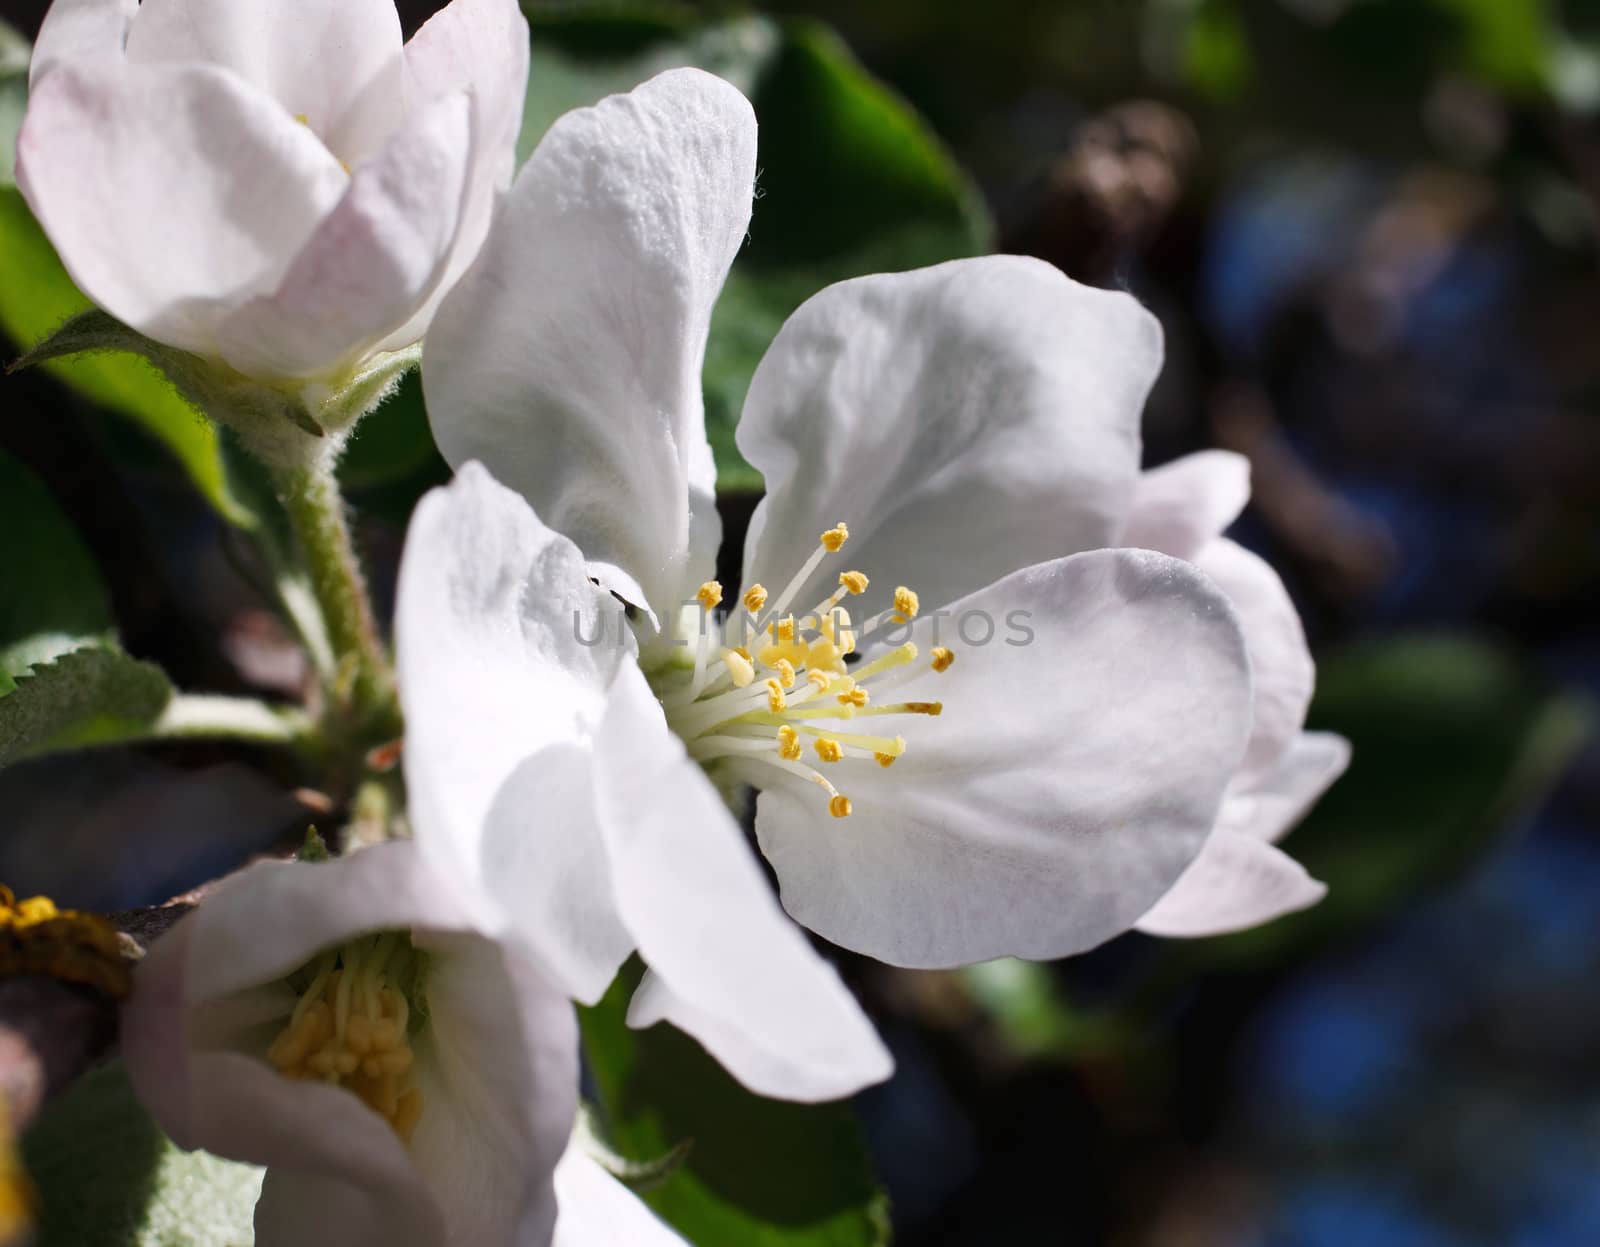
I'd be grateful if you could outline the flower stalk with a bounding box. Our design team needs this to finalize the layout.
[272,455,402,751]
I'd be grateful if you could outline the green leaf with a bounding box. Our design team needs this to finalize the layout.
[0,647,174,767]
[581,965,891,1247]
[22,1061,263,1247]
[520,6,990,490]
[0,187,254,526]
[0,18,27,187]
[1178,634,1593,971]
[0,449,114,689]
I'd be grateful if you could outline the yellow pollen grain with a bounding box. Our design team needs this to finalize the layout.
[765,679,787,713]
[820,523,850,552]
[814,737,844,763]
[696,581,723,610]
[777,725,802,761]
[742,584,768,613]
[829,794,853,818]
[893,586,920,619]
[722,648,755,688]
[930,646,955,672]
[839,570,869,595]
[837,687,869,708]
[773,658,797,690]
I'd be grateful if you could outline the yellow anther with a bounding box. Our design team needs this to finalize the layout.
[773,617,797,643]
[806,637,847,674]
[892,586,920,621]
[267,935,421,1142]
[839,570,869,595]
[930,646,955,672]
[837,687,869,708]
[807,670,831,692]
[773,658,797,690]
[907,701,942,716]
[722,648,755,688]
[765,679,787,713]
[814,738,844,763]
[874,752,898,768]
[696,581,723,611]
[742,584,768,613]
[777,725,803,761]
[820,523,850,552]
[829,794,853,819]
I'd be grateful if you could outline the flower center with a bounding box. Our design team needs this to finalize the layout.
[649,522,956,818]
[265,932,424,1142]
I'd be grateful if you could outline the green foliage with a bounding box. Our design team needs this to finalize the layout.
[0,647,174,767]
[0,18,25,187]
[519,5,991,490]
[0,452,176,764]
[1183,634,1592,970]
[581,966,891,1247]
[22,1062,263,1247]
[0,450,113,687]
[0,189,254,526]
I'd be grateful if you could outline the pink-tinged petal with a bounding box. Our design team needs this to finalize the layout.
[378,0,530,349]
[739,257,1159,616]
[123,842,580,1247]
[396,463,632,915]
[1133,829,1326,938]
[124,0,404,165]
[424,68,755,612]
[593,666,893,1102]
[16,60,347,353]
[1195,537,1315,780]
[553,1148,688,1246]
[751,549,1253,967]
[29,0,135,84]
[214,90,473,380]
[1123,451,1251,561]
[1224,730,1351,845]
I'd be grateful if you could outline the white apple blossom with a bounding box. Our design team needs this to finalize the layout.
[393,66,1257,1091]
[1124,452,1352,936]
[17,0,528,387]
[121,840,688,1247]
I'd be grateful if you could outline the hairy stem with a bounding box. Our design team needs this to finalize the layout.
[271,456,402,745]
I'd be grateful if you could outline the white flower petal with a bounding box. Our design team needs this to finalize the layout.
[1194,537,1315,780]
[1223,730,1351,845]
[594,666,893,1102]
[380,0,530,350]
[29,0,136,84]
[423,68,756,611]
[16,60,348,353]
[1123,451,1251,561]
[124,0,404,165]
[753,548,1253,967]
[408,931,578,1247]
[481,744,633,1005]
[255,1167,440,1247]
[396,462,632,912]
[554,1148,687,1247]
[1133,828,1326,938]
[214,90,473,379]
[123,841,577,1247]
[738,257,1160,615]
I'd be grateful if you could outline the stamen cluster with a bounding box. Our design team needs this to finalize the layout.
[265,932,424,1141]
[655,523,956,818]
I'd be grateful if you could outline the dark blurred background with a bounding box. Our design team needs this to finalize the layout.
[3,1,1599,1245]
